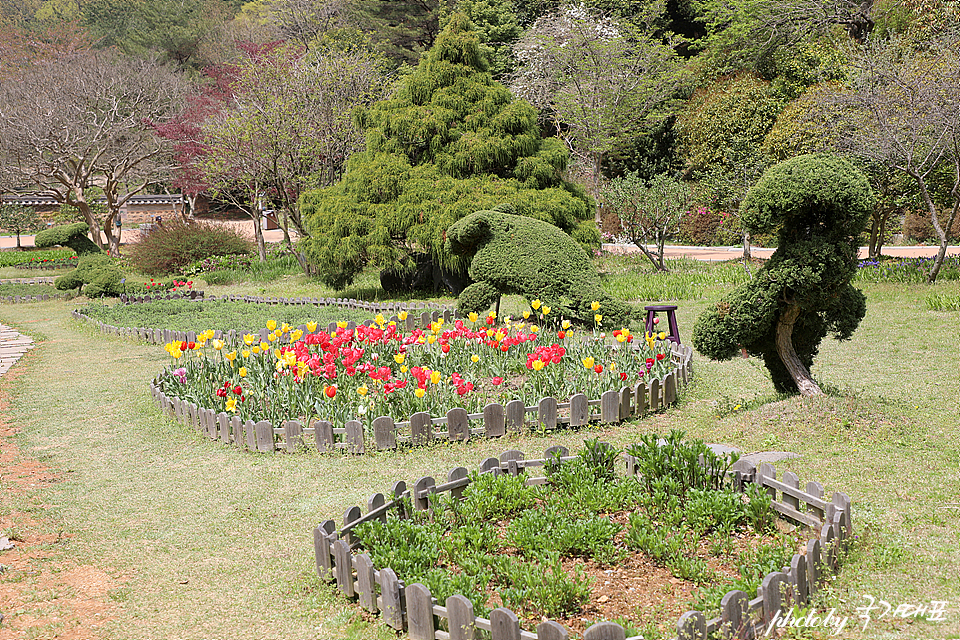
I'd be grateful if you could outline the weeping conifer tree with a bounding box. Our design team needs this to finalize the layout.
[299,13,595,291]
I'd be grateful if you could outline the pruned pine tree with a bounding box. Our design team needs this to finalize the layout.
[300,13,595,291]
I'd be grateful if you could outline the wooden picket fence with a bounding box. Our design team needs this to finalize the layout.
[0,277,64,304]
[118,291,455,318]
[314,447,853,640]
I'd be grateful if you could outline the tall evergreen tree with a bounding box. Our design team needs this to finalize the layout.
[300,13,594,290]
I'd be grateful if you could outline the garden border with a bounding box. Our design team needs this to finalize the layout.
[314,447,852,640]
[71,301,692,454]
[0,277,63,304]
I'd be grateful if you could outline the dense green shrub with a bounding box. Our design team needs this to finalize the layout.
[34,222,102,256]
[127,220,253,276]
[693,154,873,394]
[446,209,634,326]
[54,254,125,297]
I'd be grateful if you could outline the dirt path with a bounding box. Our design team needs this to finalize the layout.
[0,344,120,639]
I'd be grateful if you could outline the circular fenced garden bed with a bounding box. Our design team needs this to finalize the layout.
[141,304,692,453]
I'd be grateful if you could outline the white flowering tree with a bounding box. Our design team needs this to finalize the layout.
[510,5,684,199]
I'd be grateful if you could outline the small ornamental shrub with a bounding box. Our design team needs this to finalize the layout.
[128,220,253,276]
[55,253,125,297]
[445,209,634,327]
[34,222,102,256]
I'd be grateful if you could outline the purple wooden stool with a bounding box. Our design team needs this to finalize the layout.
[644,304,680,344]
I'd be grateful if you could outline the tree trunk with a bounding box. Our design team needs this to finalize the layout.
[775,302,822,397]
[252,217,267,262]
[743,231,751,261]
[868,215,880,259]
[916,175,956,283]
[280,209,292,246]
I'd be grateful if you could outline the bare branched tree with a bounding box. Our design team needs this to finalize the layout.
[197,43,387,265]
[828,32,960,282]
[0,50,187,254]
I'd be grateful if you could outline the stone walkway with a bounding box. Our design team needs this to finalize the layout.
[0,324,33,377]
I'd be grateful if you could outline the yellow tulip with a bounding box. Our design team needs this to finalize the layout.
[415,388,426,398]
[523,311,530,319]
[266,320,277,331]
[594,314,603,325]
[252,346,261,355]
[562,319,571,330]
[398,311,408,321]
[532,359,544,371]
[531,299,541,310]
[290,330,303,342]
[225,351,237,362]
[427,335,436,345]
[238,367,247,378]
[542,305,551,315]
[582,356,595,369]
[281,322,291,333]
[430,370,442,385]
[530,325,540,334]
[358,385,368,396]
[376,314,386,326]
[243,334,255,346]
[591,301,600,311]
[658,332,667,341]
[267,333,276,343]
[172,348,183,359]
[225,398,237,412]
[400,365,408,373]
[260,341,269,351]
[306,322,318,333]
[394,353,406,364]
[274,349,283,360]
[337,321,348,329]
[212,339,224,350]
[468,312,479,323]
[471,354,479,363]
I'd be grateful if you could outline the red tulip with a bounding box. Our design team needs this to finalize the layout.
[325,385,337,398]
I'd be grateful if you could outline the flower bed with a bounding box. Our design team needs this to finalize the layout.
[316,441,853,640]
[149,304,691,452]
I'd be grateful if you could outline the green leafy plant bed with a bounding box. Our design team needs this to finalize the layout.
[148,310,690,452]
[0,282,57,298]
[316,436,853,640]
[76,299,375,335]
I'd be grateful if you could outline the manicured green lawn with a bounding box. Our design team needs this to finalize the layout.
[0,260,957,639]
